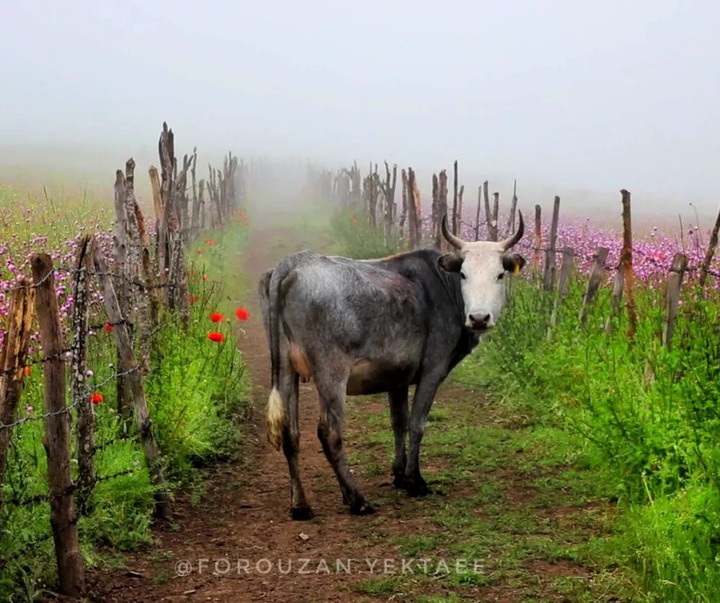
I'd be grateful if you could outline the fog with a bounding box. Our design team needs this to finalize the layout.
[2,0,719,222]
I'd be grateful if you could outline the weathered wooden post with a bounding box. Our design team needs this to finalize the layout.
[533,204,542,272]
[71,236,95,515]
[457,185,465,235]
[0,279,35,513]
[474,185,482,241]
[620,189,638,339]
[579,247,610,324]
[662,253,689,350]
[452,160,459,235]
[382,161,397,244]
[542,196,561,291]
[547,246,575,341]
[93,245,171,520]
[483,181,491,239]
[505,180,518,236]
[32,253,85,596]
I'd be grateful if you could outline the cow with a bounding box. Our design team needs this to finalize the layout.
[258,211,526,520]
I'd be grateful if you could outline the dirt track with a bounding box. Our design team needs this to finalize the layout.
[89,210,619,603]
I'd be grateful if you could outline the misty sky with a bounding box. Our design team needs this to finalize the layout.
[2,0,719,214]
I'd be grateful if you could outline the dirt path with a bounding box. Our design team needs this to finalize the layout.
[90,213,624,603]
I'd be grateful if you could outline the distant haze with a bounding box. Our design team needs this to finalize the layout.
[2,0,719,223]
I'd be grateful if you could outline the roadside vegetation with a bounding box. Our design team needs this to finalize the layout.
[332,204,720,602]
[0,184,252,601]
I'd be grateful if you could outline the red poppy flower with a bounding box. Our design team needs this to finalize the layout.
[196,249,203,255]
[210,312,224,323]
[208,331,224,343]
[235,307,249,321]
[90,392,104,404]
[202,275,209,281]
[23,365,31,377]
[206,239,216,247]
[104,321,114,333]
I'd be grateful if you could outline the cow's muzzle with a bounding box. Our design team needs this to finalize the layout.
[466,313,494,332]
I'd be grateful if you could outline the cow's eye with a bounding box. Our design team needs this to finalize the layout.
[497,273,505,281]
[460,271,467,280]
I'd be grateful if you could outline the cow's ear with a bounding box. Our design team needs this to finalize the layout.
[438,253,464,273]
[502,253,527,275]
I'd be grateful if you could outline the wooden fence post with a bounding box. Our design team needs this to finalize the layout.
[31,253,85,596]
[490,192,500,241]
[148,165,166,290]
[662,253,688,350]
[452,160,459,235]
[579,247,610,324]
[482,181,491,240]
[92,246,171,520]
[409,168,422,248]
[437,170,450,252]
[400,169,408,241]
[505,180,518,236]
[382,161,397,245]
[533,204,542,272]
[457,185,465,235]
[474,185,482,241]
[431,173,440,241]
[543,196,561,291]
[547,246,574,341]
[620,189,638,339]
[71,235,95,515]
[0,279,35,513]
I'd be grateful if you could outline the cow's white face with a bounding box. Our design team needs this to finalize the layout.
[437,212,526,333]
[439,243,526,331]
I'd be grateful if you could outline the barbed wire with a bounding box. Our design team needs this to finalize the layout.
[0,364,139,432]
[2,468,143,511]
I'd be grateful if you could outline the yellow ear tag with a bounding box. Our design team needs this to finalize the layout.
[513,263,520,275]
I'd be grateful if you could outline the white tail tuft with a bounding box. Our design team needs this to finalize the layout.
[266,387,285,451]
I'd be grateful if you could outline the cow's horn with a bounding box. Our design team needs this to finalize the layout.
[441,213,466,250]
[500,211,524,250]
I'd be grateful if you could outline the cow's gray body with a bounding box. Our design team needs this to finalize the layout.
[259,213,524,519]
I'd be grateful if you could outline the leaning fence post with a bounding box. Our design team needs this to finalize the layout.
[31,253,85,597]
[662,253,688,350]
[71,235,95,515]
[0,279,35,516]
[579,247,610,324]
[92,245,172,520]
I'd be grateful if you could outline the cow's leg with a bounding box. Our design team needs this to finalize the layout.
[403,374,444,497]
[281,367,313,520]
[316,380,375,516]
[388,387,409,489]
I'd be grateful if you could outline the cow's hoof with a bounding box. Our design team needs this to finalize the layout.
[291,506,315,521]
[350,498,376,515]
[392,474,406,490]
[404,479,432,497]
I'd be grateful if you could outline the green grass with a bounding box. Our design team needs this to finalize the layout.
[0,184,253,600]
[458,273,720,602]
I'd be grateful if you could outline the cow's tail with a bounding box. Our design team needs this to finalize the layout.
[259,268,286,452]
